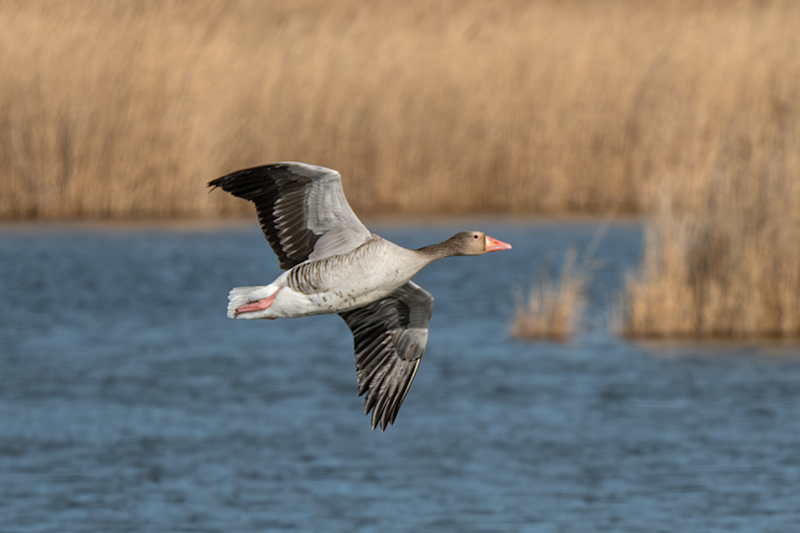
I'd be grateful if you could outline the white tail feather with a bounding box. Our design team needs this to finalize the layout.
[226,285,279,319]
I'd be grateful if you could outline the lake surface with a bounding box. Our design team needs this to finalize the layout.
[1,220,799,532]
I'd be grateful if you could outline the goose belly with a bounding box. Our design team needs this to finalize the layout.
[269,276,404,318]
[270,259,412,317]
[263,241,424,319]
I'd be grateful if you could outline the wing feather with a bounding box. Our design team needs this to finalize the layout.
[338,281,434,431]
[209,162,371,269]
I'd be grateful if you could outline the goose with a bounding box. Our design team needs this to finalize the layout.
[208,162,511,431]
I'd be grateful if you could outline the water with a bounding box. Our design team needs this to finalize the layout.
[1,220,799,532]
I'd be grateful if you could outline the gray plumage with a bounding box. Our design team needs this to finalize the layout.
[209,162,511,431]
[339,281,433,430]
[209,162,371,269]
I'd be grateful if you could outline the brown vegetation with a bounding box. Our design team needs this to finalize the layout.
[1,0,799,219]
[511,249,585,341]
[622,174,800,338]
[616,2,800,338]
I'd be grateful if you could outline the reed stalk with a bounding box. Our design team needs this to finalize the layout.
[511,249,585,341]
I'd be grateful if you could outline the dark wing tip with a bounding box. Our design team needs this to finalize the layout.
[207,175,225,190]
[209,166,259,190]
[358,350,423,432]
[207,169,241,196]
[340,282,433,432]
[368,359,421,431]
[206,166,280,201]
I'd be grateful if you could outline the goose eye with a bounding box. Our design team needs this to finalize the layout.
[473,234,479,239]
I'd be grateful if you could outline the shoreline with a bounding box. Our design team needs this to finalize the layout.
[0,213,643,233]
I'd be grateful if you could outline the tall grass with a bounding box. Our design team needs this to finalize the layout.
[1,0,799,218]
[616,0,800,338]
[620,64,800,337]
[511,249,584,341]
[622,174,800,338]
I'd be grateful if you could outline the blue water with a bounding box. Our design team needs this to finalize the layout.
[1,220,800,532]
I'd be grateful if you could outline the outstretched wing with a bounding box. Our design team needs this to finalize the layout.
[209,162,372,270]
[338,281,434,431]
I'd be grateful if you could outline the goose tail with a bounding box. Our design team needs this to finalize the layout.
[226,285,280,319]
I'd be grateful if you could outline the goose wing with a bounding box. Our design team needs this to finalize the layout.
[209,162,372,270]
[338,281,434,431]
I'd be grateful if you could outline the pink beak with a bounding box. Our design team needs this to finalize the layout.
[485,235,512,252]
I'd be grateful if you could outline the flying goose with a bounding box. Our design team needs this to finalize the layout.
[209,162,511,431]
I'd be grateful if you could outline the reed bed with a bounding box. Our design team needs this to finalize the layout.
[2,0,799,218]
[623,173,800,338]
[618,5,800,338]
[511,249,585,341]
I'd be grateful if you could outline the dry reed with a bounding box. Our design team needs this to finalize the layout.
[1,0,799,218]
[622,174,800,338]
[617,3,800,338]
[511,249,584,341]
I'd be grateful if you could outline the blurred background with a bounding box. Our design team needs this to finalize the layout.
[3,1,800,530]
[2,0,798,218]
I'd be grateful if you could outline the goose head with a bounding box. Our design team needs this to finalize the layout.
[452,231,513,255]
[419,231,512,258]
